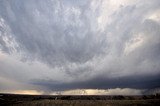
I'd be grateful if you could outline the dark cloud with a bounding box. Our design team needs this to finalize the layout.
[32,73,160,91]
[0,0,160,93]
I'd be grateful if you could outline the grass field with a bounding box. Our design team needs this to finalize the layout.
[0,94,160,106]
[12,99,160,106]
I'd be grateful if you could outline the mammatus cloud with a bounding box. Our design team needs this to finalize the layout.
[0,0,160,94]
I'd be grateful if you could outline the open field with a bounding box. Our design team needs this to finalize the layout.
[0,93,160,106]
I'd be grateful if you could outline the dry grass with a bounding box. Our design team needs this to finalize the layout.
[1,94,159,106]
[12,99,160,106]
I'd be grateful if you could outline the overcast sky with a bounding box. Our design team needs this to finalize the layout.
[0,0,160,95]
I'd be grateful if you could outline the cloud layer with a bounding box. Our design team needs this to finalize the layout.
[0,0,160,94]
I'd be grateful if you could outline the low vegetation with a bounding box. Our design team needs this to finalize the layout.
[0,93,160,106]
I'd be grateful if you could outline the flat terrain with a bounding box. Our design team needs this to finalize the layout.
[0,93,160,106]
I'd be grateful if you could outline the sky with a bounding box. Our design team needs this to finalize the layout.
[0,0,160,95]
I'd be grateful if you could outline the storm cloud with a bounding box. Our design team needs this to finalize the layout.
[0,0,160,94]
